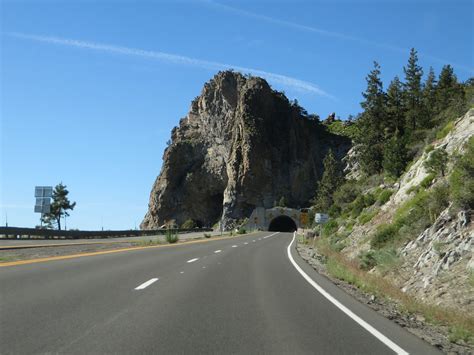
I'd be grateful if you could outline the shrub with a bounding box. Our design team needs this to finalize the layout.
[328,204,342,217]
[165,229,179,243]
[350,195,365,217]
[424,144,435,153]
[436,120,454,140]
[204,233,211,238]
[450,137,474,210]
[427,183,450,221]
[420,173,436,189]
[371,224,398,249]
[377,190,393,205]
[359,250,378,270]
[358,210,377,225]
[424,148,449,176]
[181,219,197,229]
[237,227,246,235]
[322,220,338,236]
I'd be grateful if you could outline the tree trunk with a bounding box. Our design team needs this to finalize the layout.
[57,216,61,230]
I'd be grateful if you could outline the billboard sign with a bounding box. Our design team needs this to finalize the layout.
[34,186,52,214]
[315,213,329,224]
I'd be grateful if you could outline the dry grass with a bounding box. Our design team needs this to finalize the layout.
[315,239,474,345]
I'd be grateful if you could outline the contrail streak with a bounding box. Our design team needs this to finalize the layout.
[206,1,473,74]
[6,32,334,98]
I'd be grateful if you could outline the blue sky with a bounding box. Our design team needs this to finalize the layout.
[1,0,473,230]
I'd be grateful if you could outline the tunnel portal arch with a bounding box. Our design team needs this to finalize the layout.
[268,215,297,232]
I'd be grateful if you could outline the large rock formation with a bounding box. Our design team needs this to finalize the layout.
[141,71,350,229]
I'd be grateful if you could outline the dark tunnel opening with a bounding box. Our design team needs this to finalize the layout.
[268,215,297,232]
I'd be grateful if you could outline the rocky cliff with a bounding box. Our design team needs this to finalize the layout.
[141,71,350,229]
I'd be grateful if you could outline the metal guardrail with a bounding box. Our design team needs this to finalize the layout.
[0,227,213,240]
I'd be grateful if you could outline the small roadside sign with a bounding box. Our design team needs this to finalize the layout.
[315,213,329,224]
[300,212,308,226]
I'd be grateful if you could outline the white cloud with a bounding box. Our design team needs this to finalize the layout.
[6,32,334,98]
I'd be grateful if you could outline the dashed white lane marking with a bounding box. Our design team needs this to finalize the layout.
[258,238,262,240]
[244,242,248,245]
[187,258,199,263]
[263,232,279,239]
[202,266,206,269]
[180,271,184,274]
[214,250,222,253]
[287,233,408,355]
[252,240,256,242]
[232,245,238,248]
[134,278,159,290]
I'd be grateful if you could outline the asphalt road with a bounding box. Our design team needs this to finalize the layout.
[0,231,439,354]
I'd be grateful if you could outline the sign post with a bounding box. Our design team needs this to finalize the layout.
[314,213,330,248]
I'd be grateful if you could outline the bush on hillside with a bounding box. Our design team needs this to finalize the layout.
[181,219,197,229]
[450,137,474,210]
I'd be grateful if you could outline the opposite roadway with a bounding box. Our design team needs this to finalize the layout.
[0,231,439,354]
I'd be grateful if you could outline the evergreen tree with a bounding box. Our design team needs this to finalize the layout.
[356,61,387,174]
[403,48,425,131]
[314,149,343,211]
[424,148,449,177]
[383,134,407,178]
[423,67,437,119]
[436,65,464,112]
[386,76,405,136]
[41,183,76,230]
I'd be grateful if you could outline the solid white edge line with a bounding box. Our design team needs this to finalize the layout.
[134,278,159,290]
[187,258,199,263]
[287,232,409,355]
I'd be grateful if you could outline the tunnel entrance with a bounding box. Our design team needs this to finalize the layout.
[268,215,297,232]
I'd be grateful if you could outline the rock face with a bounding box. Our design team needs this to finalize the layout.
[141,71,350,229]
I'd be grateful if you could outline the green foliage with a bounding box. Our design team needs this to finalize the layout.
[165,229,179,243]
[450,137,474,210]
[355,61,387,175]
[403,48,426,131]
[41,183,76,230]
[325,120,358,139]
[359,250,378,270]
[358,210,377,225]
[275,196,287,207]
[377,190,393,205]
[314,149,344,211]
[322,220,338,236]
[448,325,473,344]
[371,224,399,249]
[424,148,449,176]
[424,144,434,153]
[181,219,197,229]
[383,135,408,178]
[420,173,436,189]
[435,120,454,140]
[237,227,246,235]
[204,233,212,238]
[333,180,360,206]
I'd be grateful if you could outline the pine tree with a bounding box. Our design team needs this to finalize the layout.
[356,61,387,174]
[423,67,437,119]
[314,149,343,212]
[383,134,407,178]
[403,48,425,131]
[436,65,464,112]
[386,76,405,136]
[41,183,76,230]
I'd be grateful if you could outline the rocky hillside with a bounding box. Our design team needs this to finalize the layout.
[141,71,350,229]
[341,109,473,313]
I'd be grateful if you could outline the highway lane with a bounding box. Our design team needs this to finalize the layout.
[0,231,438,354]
